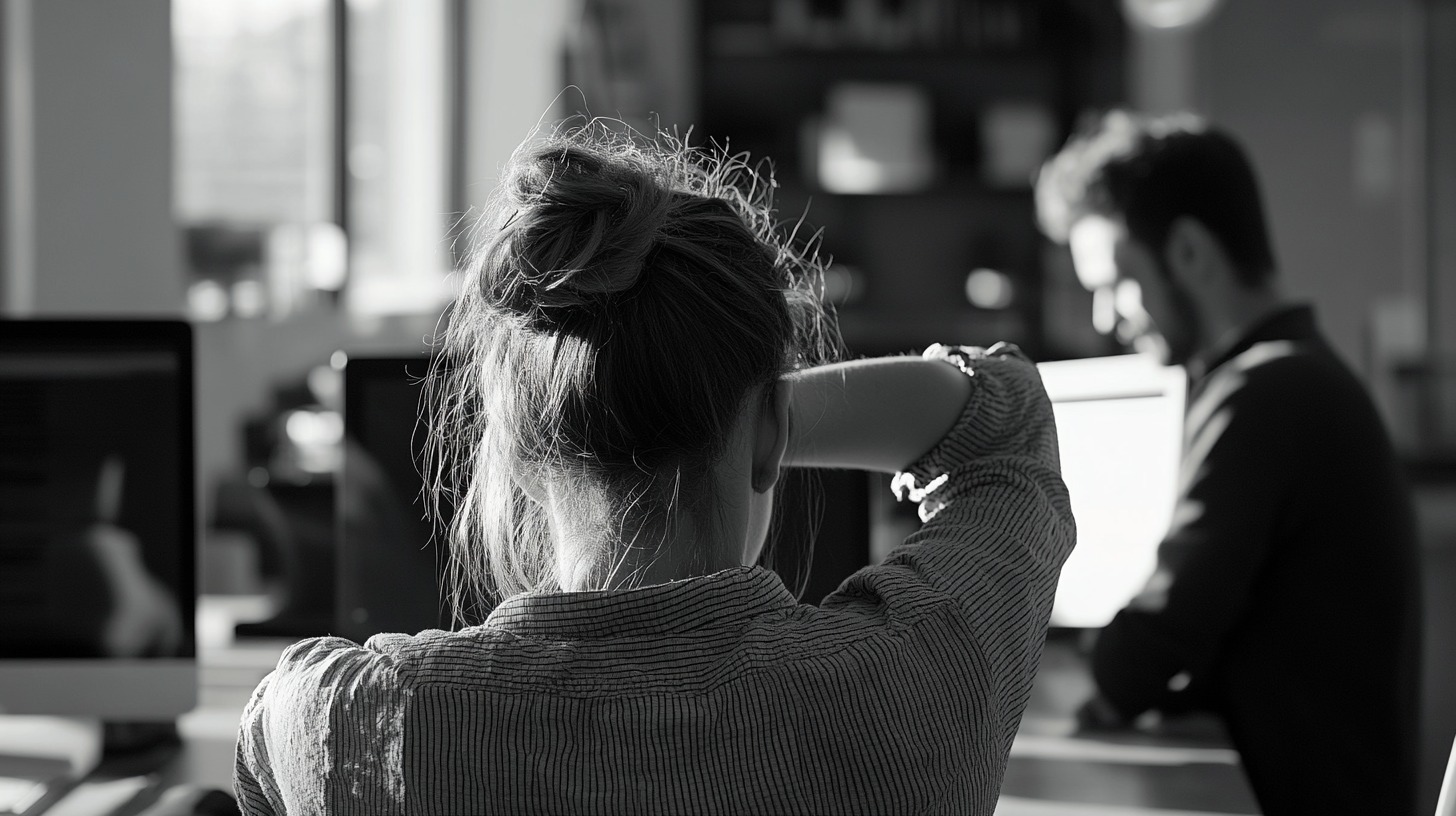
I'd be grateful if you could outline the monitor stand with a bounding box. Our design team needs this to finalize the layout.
[213,479,337,640]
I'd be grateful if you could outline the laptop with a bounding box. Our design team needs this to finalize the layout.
[1036,353,1187,629]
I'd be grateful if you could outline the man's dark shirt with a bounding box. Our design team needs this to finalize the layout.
[1091,305,1422,816]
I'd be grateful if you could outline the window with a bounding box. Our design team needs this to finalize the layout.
[174,0,335,227]
[173,0,456,320]
[344,0,456,315]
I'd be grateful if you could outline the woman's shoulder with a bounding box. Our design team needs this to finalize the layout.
[242,634,428,743]
[239,635,420,811]
[269,627,507,676]
[255,635,409,701]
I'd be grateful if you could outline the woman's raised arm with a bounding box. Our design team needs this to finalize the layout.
[784,343,1038,475]
[782,350,958,473]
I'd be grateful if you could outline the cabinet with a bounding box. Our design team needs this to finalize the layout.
[696,0,1127,357]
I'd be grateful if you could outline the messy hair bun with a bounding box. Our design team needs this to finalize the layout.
[492,142,672,309]
[426,121,839,615]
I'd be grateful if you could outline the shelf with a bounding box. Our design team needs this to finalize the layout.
[703,0,1058,60]
[706,43,1058,64]
[701,51,1059,106]
[775,174,1037,200]
[695,0,1125,358]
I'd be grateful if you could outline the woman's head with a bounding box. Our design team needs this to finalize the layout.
[426,123,838,616]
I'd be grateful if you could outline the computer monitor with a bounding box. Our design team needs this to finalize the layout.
[1037,353,1186,629]
[0,320,196,719]
[337,355,448,640]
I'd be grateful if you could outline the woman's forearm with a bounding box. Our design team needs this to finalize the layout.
[783,355,972,474]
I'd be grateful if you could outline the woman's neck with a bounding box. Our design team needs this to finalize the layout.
[552,511,743,593]
[545,400,767,593]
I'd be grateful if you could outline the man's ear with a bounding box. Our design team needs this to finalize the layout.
[1163,217,1217,287]
[751,379,790,494]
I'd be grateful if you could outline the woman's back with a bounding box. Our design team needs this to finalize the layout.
[236,350,1069,814]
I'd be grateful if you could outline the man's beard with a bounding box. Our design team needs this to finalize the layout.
[1153,275,1204,367]
[1121,269,1204,368]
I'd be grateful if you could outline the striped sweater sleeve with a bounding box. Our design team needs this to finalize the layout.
[871,345,1073,723]
[234,637,410,815]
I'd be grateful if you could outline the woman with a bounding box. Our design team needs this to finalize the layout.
[235,124,1072,815]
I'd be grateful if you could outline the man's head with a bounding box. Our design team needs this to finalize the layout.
[1035,111,1278,365]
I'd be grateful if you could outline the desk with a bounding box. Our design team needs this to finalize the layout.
[166,597,294,793]
[80,599,1262,814]
[0,599,290,816]
[999,636,1260,815]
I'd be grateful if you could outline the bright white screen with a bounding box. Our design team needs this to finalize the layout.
[1038,355,1185,628]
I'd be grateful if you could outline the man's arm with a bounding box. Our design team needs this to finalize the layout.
[1088,355,1310,721]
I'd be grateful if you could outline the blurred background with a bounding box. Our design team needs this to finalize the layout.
[2,0,1453,488]
[2,0,1455,809]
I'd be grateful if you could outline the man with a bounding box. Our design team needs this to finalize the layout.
[1035,111,1422,815]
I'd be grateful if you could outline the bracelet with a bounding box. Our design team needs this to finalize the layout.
[923,341,1027,375]
[921,343,983,377]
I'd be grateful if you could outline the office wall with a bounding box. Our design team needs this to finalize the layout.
[1194,0,1416,380]
[5,0,182,316]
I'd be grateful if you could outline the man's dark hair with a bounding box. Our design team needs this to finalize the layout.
[1035,111,1277,287]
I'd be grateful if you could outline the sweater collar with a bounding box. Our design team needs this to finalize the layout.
[483,566,798,640]
[1193,303,1320,381]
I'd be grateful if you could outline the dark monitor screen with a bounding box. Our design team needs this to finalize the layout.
[0,320,195,661]
[770,467,873,606]
[337,355,448,641]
